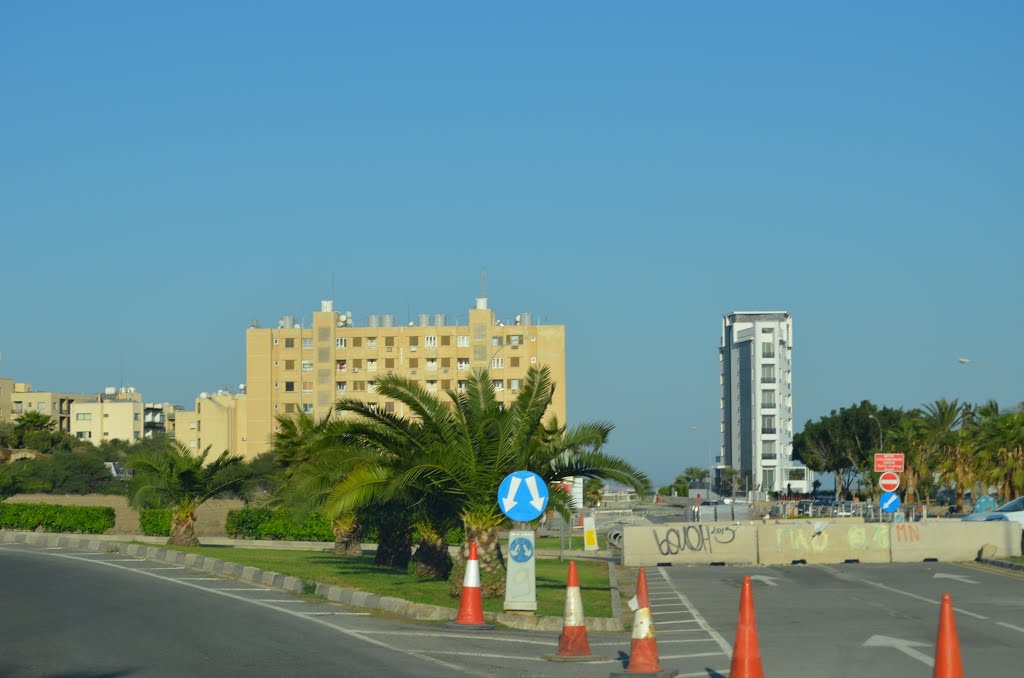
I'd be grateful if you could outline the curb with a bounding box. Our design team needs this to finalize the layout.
[0,530,623,632]
[977,557,1024,572]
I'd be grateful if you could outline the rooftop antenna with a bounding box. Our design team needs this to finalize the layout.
[331,272,335,302]
[481,268,486,298]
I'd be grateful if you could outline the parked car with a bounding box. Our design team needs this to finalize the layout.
[962,496,1024,552]
[830,500,854,517]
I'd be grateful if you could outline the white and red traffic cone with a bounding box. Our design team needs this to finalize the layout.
[545,560,604,662]
[444,541,494,631]
[610,568,675,677]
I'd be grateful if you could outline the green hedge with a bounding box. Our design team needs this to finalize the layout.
[0,503,115,534]
[139,509,172,536]
[226,508,334,542]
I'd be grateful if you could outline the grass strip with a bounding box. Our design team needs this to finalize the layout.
[159,545,612,617]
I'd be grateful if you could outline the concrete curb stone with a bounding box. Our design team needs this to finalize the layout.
[0,529,624,631]
[978,557,1024,572]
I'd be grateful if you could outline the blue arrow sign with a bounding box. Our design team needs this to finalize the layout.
[880,491,901,513]
[498,471,549,522]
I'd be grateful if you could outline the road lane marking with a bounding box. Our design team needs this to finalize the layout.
[179,577,222,581]
[301,612,371,617]
[657,619,700,625]
[864,635,934,667]
[933,573,978,584]
[424,651,615,663]
[253,598,306,603]
[212,587,271,591]
[144,566,186,570]
[656,568,733,656]
[38,551,481,678]
[858,579,988,619]
[660,651,725,660]
[997,622,1024,634]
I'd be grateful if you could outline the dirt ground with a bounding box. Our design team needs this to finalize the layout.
[3,494,244,536]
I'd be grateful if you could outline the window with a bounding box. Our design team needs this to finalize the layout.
[491,357,504,369]
[302,338,313,350]
[491,336,503,347]
[441,357,451,369]
[353,381,365,392]
[457,358,469,371]
[761,415,776,434]
[493,379,504,391]
[457,335,469,348]
[426,358,437,371]
[441,380,451,389]
[761,328,774,334]
[273,338,279,345]
[353,337,362,348]
[761,341,775,358]
[385,358,395,369]
[761,469,776,490]
[301,360,313,372]
[457,380,468,392]
[510,379,520,392]
[409,358,419,369]
[368,381,377,393]
[76,431,91,439]
[285,338,295,348]
[367,338,377,349]
[336,381,347,392]
[425,336,437,348]
[285,359,295,370]
[510,357,520,368]
[761,365,775,383]
[408,337,418,347]
[441,335,451,346]
[352,358,363,369]
[285,404,295,414]
[385,402,395,413]
[274,360,279,367]
[302,403,313,414]
[385,336,395,347]
[368,359,377,372]
[336,360,347,372]
[762,440,777,460]
[427,380,438,391]
[285,381,295,392]
[761,390,776,408]
[134,413,140,421]
[336,337,347,348]
[76,413,92,421]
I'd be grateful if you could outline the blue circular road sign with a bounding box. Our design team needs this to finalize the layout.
[498,471,550,522]
[880,491,901,513]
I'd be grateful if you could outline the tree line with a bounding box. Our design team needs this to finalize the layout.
[794,398,1024,509]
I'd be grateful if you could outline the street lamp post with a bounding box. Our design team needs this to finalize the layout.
[867,414,883,453]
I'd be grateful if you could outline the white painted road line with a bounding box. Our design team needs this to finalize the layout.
[657,619,700,625]
[211,588,270,591]
[657,567,734,657]
[423,651,615,663]
[997,621,1024,634]
[301,612,372,617]
[38,551,481,678]
[179,577,222,581]
[649,603,689,608]
[144,566,186,571]
[660,651,725,660]
[859,579,988,620]
[253,598,306,603]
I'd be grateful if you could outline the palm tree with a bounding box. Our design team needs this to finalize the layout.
[325,366,650,598]
[888,414,930,504]
[977,406,1024,503]
[920,399,975,510]
[683,466,710,488]
[271,410,367,557]
[127,441,252,546]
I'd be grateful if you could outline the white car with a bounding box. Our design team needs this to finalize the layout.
[962,496,1024,552]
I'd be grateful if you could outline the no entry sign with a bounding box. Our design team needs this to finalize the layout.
[874,453,905,473]
[879,471,900,493]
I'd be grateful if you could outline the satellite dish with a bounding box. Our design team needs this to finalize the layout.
[339,314,348,323]
[515,314,521,323]
[238,384,246,391]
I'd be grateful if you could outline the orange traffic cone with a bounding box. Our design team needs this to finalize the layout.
[546,561,603,662]
[729,576,765,678]
[444,542,494,631]
[933,593,964,678]
[610,568,671,676]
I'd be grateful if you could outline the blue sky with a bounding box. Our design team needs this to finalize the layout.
[1,3,1021,486]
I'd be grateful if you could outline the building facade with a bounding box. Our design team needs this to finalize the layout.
[720,311,811,496]
[243,297,566,459]
[0,377,14,423]
[10,384,97,434]
[172,392,247,456]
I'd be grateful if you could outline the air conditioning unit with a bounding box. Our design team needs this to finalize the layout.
[410,346,417,352]
[386,346,392,352]
[352,368,360,373]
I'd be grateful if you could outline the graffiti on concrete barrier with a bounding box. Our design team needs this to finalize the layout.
[894,524,920,543]
[653,525,736,556]
[775,525,890,553]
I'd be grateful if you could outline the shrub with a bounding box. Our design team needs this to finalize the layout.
[139,509,173,536]
[226,507,334,542]
[0,503,115,534]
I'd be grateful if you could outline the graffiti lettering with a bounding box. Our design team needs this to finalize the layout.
[894,524,920,543]
[652,525,737,556]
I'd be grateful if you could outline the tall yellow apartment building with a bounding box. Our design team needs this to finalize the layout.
[243,297,566,458]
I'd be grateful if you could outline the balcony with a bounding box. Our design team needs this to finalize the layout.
[761,427,777,434]
[761,452,778,460]
[761,377,776,383]
[762,351,775,359]
[762,403,776,410]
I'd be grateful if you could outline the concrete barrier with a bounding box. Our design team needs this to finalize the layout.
[622,522,758,566]
[758,523,891,565]
[890,521,1022,562]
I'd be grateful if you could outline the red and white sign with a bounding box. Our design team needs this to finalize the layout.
[879,472,900,493]
[874,453,905,473]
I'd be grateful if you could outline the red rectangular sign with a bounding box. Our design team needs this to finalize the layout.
[874,453,905,473]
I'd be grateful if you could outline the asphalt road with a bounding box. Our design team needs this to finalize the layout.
[2,541,1021,677]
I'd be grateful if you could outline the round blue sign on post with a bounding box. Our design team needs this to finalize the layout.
[880,491,901,513]
[498,471,549,522]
